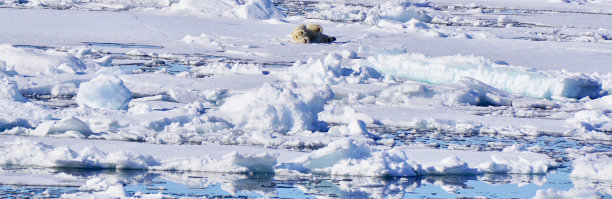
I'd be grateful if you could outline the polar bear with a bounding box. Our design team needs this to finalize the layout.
[291,24,336,44]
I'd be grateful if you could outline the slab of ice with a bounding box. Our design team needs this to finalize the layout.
[404,147,554,174]
[32,116,93,138]
[570,153,612,182]
[0,137,281,175]
[360,53,602,99]
[0,138,156,169]
[75,74,132,110]
[281,139,555,177]
[157,152,277,173]
[0,44,86,76]
[279,139,418,177]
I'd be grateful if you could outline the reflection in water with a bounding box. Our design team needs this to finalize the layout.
[0,168,610,198]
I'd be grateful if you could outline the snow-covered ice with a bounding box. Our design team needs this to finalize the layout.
[0,0,611,198]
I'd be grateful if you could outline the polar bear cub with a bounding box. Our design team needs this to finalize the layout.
[291,24,336,44]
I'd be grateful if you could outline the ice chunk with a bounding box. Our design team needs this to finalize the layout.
[361,53,602,99]
[76,74,132,110]
[32,116,93,138]
[0,78,27,102]
[218,83,333,133]
[0,44,85,76]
